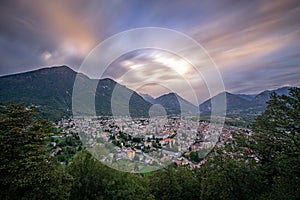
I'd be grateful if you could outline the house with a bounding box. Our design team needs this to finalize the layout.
[144,141,152,148]
[127,149,135,159]
[174,159,182,165]
[155,133,169,140]
[159,138,175,146]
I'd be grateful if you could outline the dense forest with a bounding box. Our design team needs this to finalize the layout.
[0,88,299,200]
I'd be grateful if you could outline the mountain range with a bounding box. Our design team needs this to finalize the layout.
[199,87,292,117]
[0,66,297,121]
[143,92,199,116]
[0,66,151,119]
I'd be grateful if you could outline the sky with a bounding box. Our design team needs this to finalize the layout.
[0,0,299,103]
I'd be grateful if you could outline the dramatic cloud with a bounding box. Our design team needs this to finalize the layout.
[103,49,207,104]
[0,0,299,102]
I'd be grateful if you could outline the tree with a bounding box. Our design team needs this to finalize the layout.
[68,150,150,200]
[251,88,300,199]
[199,132,265,200]
[252,88,300,162]
[189,151,201,163]
[67,151,106,199]
[199,88,300,200]
[150,165,200,200]
[0,103,73,199]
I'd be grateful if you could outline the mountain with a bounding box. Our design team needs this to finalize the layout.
[0,66,76,119]
[199,87,295,116]
[199,92,253,114]
[0,66,151,120]
[253,86,291,107]
[1,66,297,121]
[236,94,256,101]
[94,78,152,117]
[140,93,155,104]
[153,92,199,115]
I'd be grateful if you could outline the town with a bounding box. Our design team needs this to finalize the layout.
[57,116,250,172]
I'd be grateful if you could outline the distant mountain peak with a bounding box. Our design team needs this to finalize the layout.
[41,65,77,75]
[38,65,74,72]
[199,86,297,115]
[154,92,199,115]
[139,93,153,98]
[98,77,117,84]
[139,93,155,104]
[163,92,177,96]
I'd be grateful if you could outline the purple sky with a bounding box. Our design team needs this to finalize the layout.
[0,0,299,102]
